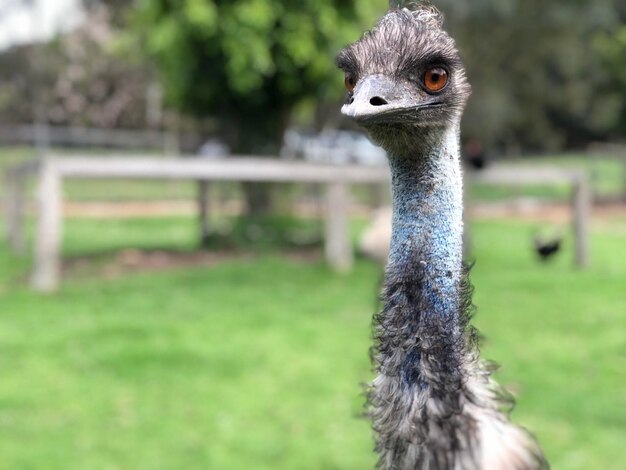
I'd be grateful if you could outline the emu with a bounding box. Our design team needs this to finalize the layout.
[337,4,548,469]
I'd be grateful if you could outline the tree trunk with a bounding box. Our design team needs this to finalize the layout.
[223,107,291,217]
[242,182,273,216]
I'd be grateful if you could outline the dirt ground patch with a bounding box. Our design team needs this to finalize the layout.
[469,199,626,223]
[62,247,322,280]
[61,199,626,222]
[64,201,199,218]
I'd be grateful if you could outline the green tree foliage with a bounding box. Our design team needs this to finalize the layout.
[438,0,625,152]
[129,0,378,215]
[593,19,626,137]
[131,0,371,154]
[115,0,626,155]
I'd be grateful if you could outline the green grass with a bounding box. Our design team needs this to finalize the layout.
[0,215,624,469]
[470,220,626,469]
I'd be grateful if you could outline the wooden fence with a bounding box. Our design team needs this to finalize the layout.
[5,156,390,292]
[3,156,591,292]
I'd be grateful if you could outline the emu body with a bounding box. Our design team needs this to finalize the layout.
[337,5,547,469]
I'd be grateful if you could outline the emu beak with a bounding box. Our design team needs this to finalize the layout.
[341,74,416,124]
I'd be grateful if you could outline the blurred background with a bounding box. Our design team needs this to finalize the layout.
[0,0,624,468]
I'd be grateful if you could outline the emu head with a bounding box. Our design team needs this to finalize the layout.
[336,4,471,152]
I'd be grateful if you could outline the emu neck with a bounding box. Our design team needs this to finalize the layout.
[380,125,465,387]
[387,127,463,307]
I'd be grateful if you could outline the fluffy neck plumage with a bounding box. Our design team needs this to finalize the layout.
[384,124,465,386]
[385,123,465,357]
[370,124,547,470]
[371,123,473,468]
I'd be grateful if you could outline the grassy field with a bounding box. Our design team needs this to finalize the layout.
[0,214,624,469]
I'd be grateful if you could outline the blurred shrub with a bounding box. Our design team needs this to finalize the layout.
[0,6,155,129]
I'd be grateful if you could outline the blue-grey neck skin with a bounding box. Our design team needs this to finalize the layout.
[384,124,465,372]
[371,120,467,386]
[387,126,463,317]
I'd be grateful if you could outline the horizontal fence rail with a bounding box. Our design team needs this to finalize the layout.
[53,156,390,183]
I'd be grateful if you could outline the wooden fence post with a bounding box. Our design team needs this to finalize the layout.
[164,131,180,156]
[325,182,353,272]
[622,157,626,202]
[573,175,590,268]
[4,168,27,254]
[197,180,210,246]
[31,159,63,292]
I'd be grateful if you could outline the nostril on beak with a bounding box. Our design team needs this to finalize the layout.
[370,96,388,106]
[349,97,354,104]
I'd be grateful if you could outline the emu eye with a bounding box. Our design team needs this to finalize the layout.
[344,75,356,93]
[423,67,448,92]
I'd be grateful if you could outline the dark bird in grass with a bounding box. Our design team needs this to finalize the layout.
[337,2,548,469]
[464,138,488,170]
[534,234,563,262]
